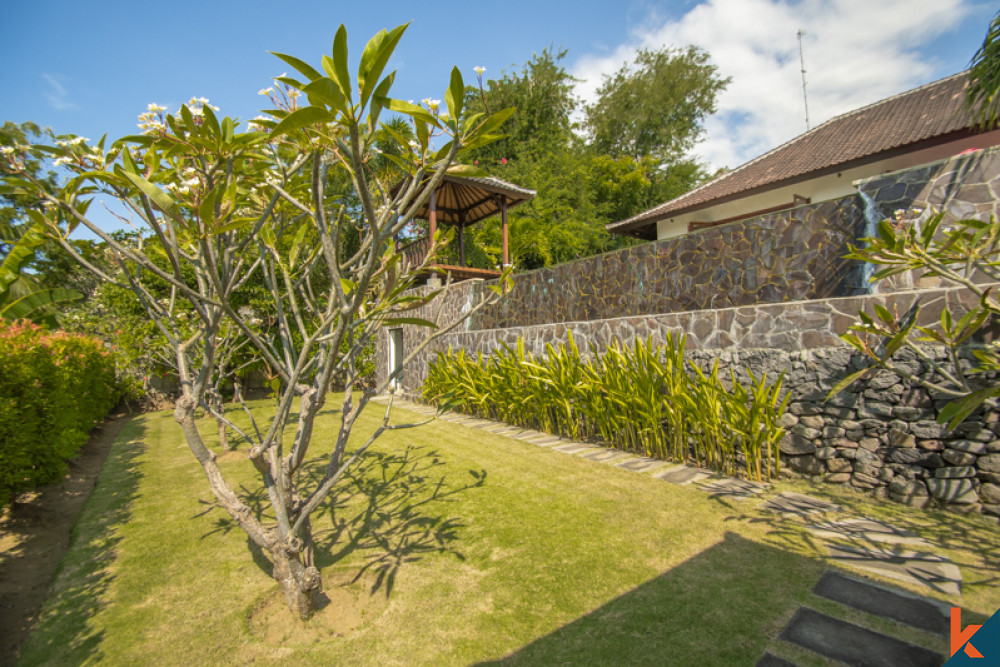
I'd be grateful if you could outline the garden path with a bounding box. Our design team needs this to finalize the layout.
[0,410,131,665]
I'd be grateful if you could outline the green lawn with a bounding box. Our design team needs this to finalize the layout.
[19,399,1000,665]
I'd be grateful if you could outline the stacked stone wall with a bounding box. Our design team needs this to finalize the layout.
[687,347,1000,517]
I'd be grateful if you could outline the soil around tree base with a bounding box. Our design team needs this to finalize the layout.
[0,410,131,665]
[248,569,389,646]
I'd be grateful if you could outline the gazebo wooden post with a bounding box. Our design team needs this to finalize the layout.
[500,196,509,267]
[458,210,466,267]
[429,189,437,240]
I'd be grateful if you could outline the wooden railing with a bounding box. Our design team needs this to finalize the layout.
[398,235,432,269]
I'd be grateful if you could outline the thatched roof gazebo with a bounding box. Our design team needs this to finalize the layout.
[395,173,535,282]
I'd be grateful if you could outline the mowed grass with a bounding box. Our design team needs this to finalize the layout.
[19,398,1000,666]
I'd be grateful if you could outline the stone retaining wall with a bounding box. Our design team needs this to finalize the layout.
[687,347,999,517]
[377,147,1000,518]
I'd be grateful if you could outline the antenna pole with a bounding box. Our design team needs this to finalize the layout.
[797,29,810,130]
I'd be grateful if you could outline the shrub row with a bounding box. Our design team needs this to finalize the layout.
[423,334,789,482]
[0,320,118,508]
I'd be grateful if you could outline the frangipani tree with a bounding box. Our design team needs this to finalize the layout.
[0,24,512,619]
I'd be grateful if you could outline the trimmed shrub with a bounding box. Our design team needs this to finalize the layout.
[0,320,118,508]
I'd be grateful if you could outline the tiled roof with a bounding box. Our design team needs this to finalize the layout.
[608,72,976,235]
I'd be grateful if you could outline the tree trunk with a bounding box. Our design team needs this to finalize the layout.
[270,545,322,620]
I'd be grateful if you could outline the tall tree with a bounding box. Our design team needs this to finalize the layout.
[585,46,728,163]
[2,24,512,619]
[463,47,577,166]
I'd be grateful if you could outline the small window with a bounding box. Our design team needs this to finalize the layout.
[388,328,404,390]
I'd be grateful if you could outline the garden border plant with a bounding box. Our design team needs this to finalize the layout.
[0,320,117,508]
[423,332,789,482]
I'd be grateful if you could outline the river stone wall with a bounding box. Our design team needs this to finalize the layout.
[377,148,1000,518]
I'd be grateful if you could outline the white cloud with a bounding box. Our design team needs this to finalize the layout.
[571,0,972,170]
[43,73,77,110]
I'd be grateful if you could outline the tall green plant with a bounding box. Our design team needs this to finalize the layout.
[423,334,787,482]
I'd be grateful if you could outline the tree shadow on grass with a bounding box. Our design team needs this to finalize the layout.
[476,531,827,666]
[15,418,148,667]
[714,482,1000,614]
[200,444,486,599]
[313,445,487,597]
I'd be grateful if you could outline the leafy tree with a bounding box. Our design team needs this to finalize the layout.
[463,48,577,166]
[831,210,999,426]
[968,10,1000,130]
[0,123,88,323]
[458,48,715,271]
[585,46,728,163]
[1,24,512,619]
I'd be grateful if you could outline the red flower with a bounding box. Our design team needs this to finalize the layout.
[500,157,507,165]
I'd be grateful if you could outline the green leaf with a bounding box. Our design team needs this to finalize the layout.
[824,368,872,400]
[359,24,407,106]
[121,171,182,223]
[938,386,1000,428]
[212,217,255,235]
[383,317,438,328]
[302,78,347,113]
[202,104,222,138]
[2,288,80,321]
[446,163,489,178]
[473,107,516,136]
[366,72,396,130]
[445,66,464,120]
[382,98,439,126]
[221,116,235,143]
[288,222,308,266]
[330,25,352,103]
[269,52,322,82]
[259,224,276,249]
[0,222,48,296]
[270,106,335,138]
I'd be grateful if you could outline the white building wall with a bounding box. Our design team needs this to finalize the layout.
[656,131,1000,240]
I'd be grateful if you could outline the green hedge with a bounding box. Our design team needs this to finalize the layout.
[0,320,118,508]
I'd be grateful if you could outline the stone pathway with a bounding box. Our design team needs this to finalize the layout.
[697,477,768,500]
[761,492,842,517]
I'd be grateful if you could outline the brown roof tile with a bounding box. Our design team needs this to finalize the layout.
[609,72,975,235]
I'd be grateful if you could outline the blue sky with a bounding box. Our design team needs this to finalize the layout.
[2,1,995,177]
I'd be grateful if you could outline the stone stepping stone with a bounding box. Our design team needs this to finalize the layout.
[483,423,514,433]
[553,442,600,454]
[466,419,498,428]
[653,465,712,485]
[807,518,929,547]
[698,478,769,500]
[446,416,479,424]
[761,492,842,517]
[755,653,798,667]
[512,430,545,440]
[812,571,949,636]
[825,543,962,597]
[493,426,528,436]
[778,606,943,667]
[527,435,563,447]
[616,457,672,473]
[581,449,634,463]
